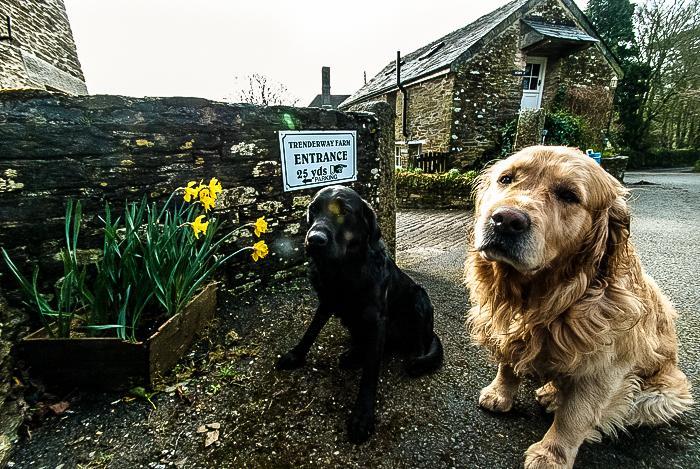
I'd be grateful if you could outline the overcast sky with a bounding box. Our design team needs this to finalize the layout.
[64,0,588,105]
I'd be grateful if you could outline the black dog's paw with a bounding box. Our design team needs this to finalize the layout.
[338,349,363,370]
[347,409,375,444]
[275,350,306,370]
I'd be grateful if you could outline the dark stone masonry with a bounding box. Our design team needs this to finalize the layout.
[0,0,87,94]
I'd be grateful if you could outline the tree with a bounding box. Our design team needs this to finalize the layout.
[588,0,699,153]
[587,0,646,151]
[586,0,637,62]
[233,74,299,107]
[632,0,699,150]
[636,0,700,150]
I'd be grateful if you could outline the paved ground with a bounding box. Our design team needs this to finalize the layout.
[8,169,699,468]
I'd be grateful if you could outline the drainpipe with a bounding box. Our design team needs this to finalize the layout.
[397,51,409,140]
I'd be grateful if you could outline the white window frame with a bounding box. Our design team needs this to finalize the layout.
[394,145,403,168]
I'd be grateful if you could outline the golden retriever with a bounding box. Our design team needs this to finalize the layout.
[466,146,692,468]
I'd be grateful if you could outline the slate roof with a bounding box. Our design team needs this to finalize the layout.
[340,0,622,108]
[308,94,351,109]
[341,0,530,107]
[522,19,598,43]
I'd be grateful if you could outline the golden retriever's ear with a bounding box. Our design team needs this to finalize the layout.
[600,195,631,279]
[472,165,494,212]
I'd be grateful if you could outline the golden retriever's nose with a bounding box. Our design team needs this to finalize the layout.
[491,207,531,235]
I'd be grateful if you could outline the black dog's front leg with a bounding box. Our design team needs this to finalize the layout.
[276,305,330,370]
[348,308,385,444]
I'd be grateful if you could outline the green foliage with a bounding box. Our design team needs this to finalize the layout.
[445,168,461,179]
[586,0,637,61]
[498,119,518,157]
[627,149,700,169]
[3,192,255,341]
[544,111,585,147]
[694,160,700,173]
[615,62,652,153]
[1,201,86,338]
[396,168,477,192]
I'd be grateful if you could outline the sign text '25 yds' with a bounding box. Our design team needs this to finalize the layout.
[278,130,357,192]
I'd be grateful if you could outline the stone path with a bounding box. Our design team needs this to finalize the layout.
[396,209,472,268]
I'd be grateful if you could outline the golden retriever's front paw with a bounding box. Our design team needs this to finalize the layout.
[478,384,515,412]
[524,441,571,469]
[535,382,559,413]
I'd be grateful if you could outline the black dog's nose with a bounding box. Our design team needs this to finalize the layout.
[306,231,328,247]
[491,207,531,235]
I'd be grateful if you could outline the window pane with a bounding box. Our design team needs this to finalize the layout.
[531,77,540,90]
[524,63,532,75]
[522,77,529,89]
[531,63,541,77]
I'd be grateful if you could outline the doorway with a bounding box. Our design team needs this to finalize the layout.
[520,57,547,111]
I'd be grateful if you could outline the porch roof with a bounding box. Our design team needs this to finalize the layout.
[521,20,599,55]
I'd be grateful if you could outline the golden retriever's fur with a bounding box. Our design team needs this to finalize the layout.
[466,146,692,468]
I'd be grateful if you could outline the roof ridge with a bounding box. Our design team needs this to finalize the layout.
[342,0,531,107]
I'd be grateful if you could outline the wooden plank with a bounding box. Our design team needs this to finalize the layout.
[19,336,148,389]
[147,283,218,382]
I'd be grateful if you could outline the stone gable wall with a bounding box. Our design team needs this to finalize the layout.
[450,24,523,168]
[0,0,87,94]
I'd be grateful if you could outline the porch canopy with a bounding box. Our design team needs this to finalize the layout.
[520,20,598,57]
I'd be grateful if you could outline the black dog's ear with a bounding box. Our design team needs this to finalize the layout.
[362,198,381,246]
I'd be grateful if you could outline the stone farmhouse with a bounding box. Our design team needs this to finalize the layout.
[341,0,623,169]
[0,0,87,94]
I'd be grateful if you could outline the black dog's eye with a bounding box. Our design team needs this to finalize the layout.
[555,187,580,204]
[498,174,513,185]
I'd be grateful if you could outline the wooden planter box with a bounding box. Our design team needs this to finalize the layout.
[19,283,217,389]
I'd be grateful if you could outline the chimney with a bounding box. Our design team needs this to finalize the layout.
[321,66,331,108]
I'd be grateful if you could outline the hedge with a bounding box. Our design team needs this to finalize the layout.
[627,149,700,169]
[396,169,478,209]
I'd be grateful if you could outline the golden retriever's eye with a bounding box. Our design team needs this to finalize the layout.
[498,174,513,185]
[555,187,580,204]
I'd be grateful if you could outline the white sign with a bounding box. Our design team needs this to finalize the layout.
[278,130,357,192]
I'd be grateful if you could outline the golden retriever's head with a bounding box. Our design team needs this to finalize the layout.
[473,146,629,275]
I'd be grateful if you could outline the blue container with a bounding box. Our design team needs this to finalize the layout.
[586,149,602,165]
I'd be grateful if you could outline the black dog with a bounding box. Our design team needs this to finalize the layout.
[276,185,443,443]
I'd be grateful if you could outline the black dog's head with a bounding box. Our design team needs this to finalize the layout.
[305,185,381,262]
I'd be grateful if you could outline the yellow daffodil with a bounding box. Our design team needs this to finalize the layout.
[208,177,223,199]
[199,188,216,212]
[190,215,209,239]
[183,180,201,202]
[251,240,269,262]
[253,217,268,237]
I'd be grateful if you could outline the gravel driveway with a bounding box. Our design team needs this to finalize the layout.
[8,169,699,469]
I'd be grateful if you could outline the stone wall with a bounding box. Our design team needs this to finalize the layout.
[396,170,476,210]
[514,109,546,149]
[0,0,87,94]
[0,91,394,290]
[450,24,524,168]
[399,75,454,153]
